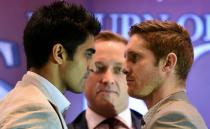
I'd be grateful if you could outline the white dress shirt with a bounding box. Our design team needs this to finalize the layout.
[86,107,132,129]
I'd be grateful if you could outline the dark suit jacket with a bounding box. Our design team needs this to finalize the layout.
[68,109,142,129]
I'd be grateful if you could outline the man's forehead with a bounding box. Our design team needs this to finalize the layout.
[95,41,125,49]
[125,46,140,55]
[94,60,123,66]
[126,41,148,55]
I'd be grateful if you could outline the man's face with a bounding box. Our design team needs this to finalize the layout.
[85,40,129,115]
[124,34,163,99]
[61,35,95,93]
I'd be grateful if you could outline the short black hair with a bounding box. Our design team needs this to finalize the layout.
[24,1,101,69]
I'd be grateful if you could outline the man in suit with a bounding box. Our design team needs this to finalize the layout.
[123,20,207,129]
[0,1,100,129]
[68,31,142,129]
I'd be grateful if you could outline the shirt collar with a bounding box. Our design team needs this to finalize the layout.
[25,71,70,113]
[86,107,132,129]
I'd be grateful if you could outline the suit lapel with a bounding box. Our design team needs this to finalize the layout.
[49,101,68,129]
[68,111,88,129]
[130,109,143,129]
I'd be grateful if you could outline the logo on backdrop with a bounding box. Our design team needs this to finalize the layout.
[95,12,210,60]
[0,41,19,98]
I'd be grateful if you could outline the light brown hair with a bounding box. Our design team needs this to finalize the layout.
[130,20,194,80]
[95,31,127,45]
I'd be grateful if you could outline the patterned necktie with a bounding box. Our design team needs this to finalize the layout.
[95,117,129,129]
[140,118,146,129]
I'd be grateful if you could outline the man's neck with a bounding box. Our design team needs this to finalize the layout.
[29,64,65,93]
[144,81,185,109]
